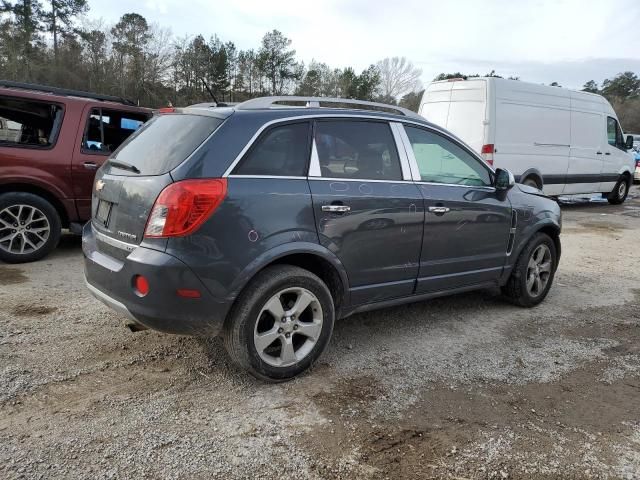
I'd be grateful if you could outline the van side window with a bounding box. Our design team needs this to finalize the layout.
[606,117,624,150]
[0,97,63,148]
[233,122,311,176]
[82,108,148,155]
[404,126,491,186]
[315,120,402,181]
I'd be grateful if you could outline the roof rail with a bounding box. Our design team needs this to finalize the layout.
[0,80,137,106]
[236,96,423,120]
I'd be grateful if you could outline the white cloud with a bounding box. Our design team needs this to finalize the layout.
[88,0,640,88]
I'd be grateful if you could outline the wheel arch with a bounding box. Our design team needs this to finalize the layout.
[228,242,350,318]
[0,183,70,227]
[518,168,544,189]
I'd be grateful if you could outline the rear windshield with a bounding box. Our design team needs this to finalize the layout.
[109,114,223,175]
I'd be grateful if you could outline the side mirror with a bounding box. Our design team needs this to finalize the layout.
[494,168,515,191]
[625,135,634,150]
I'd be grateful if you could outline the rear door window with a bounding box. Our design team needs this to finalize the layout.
[233,122,311,176]
[82,108,149,155]
[0,96,63,148]
[315,120,402,181]
[405,126,491,186]
[108,114,223,175]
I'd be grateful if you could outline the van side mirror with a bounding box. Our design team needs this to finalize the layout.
[625,135,634,150]
[494,168,515,191]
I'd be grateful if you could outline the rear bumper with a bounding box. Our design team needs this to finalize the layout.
[82,223,230,336]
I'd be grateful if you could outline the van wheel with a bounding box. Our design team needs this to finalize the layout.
[607,175,630,205]
[223,265,335,382]
[502,232,557,307]
[522,177,541,189]
[0,193,61,264]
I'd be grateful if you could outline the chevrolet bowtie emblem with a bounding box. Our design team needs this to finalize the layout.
[96,180,105,192]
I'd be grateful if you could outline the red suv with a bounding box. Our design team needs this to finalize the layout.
[0,81,151,263]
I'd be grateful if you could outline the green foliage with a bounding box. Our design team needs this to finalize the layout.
[601,71,640,99]
[399,90,424,112]
[582,80,599,93]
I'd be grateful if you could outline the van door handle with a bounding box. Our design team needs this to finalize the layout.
[428,206,450,214]
[604,152,611,155]
[322,204,351,213]
[596,151,602,155]
[84,162,99,170]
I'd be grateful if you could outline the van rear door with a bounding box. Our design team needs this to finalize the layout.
[419,80,487,153]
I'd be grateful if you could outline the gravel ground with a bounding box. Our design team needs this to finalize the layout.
[1,187,640,479]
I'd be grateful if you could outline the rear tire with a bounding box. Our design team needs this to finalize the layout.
[502,232,557,307]
[0,192,61,264]
[607,175,630,205]
[223,265,335,382]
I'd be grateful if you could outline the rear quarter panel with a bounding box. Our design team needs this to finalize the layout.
[164,177,320,302]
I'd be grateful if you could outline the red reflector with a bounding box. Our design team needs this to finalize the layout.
[177,289,201,298]
[145,179,227,238]
[481,144,494,154]
[158,107,175,114]
[486,159,494,166]
[134,275,149,296]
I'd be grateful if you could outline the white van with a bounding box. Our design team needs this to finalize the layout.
[419,77,635,203]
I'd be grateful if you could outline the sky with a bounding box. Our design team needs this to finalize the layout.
[88,0,640,90]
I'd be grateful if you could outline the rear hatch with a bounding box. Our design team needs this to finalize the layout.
[91,113,224,260]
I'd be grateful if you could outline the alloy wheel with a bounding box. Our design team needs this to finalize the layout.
[0,204,51,255]
[253,287,323,367]
[526,244,552,297]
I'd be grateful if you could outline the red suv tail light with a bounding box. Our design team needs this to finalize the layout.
[144,179,227,238]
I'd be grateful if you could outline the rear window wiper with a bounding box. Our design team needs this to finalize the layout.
[108,159,140,174]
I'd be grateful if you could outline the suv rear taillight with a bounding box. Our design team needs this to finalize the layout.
[481,144,494,166]
[144,179,227,238]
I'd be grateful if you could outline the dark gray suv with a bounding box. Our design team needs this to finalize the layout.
[83,97,561,381]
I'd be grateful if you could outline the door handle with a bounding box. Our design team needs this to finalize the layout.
[596,151,602,155]
[322,204,350,213]
[84,162,99,170]
[604,152,611,155]
[428,206,450,214]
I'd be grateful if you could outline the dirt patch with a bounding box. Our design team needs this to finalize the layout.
[0,266,27,285]
[11,304,57,317]
[577,220,628,234]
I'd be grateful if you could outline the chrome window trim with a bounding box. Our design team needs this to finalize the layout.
[308,177,416,184]
[414,181,496,192]
[227,174,307,180]
[389,122,413,181]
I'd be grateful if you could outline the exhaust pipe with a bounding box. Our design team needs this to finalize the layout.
[124,320,147,332]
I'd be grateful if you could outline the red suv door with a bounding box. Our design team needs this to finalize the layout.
[72,104,149,220]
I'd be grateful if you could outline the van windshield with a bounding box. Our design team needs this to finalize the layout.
[108,114,223,176]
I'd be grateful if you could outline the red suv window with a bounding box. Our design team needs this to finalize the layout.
[0,96,63,148]
[81,107,148,155]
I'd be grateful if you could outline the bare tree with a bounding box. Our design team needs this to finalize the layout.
[376,56,422,102]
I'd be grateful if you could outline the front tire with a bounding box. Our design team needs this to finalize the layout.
[223,265,335,382]
[607,175,630,205]
[502,232,557,307]
[0,192,61,264]
[522,177,540,189]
